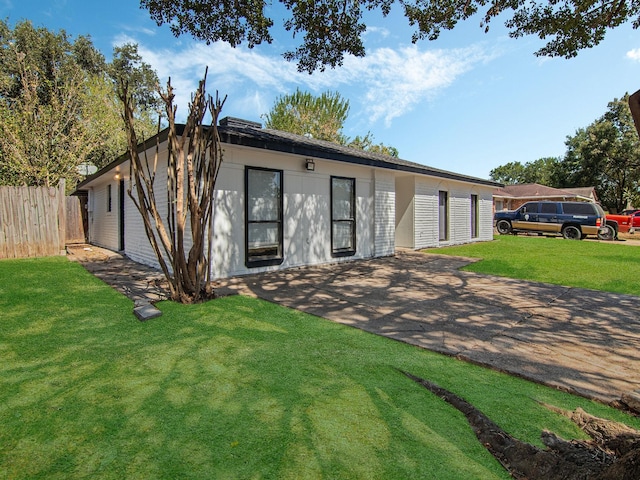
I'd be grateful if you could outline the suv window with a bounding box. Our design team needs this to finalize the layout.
[562,203,595,215]
[520,202,538,213]
[540,203,557,214]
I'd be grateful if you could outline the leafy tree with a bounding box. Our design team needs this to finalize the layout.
[263,89,398,156]
[562,95,640,212]
[140,0,640,72]
[489,157,562,185]
[107,43,162,148]
[346,132,399,157]
[263,89,349,143]
[489,161,527,185]
[493,95,640,211]
[0,20,107,188]
[109,43,161,117]
[0,21,159,190]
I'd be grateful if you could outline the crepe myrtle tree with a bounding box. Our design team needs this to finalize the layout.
[140,0,640,73]
[119,69,226,303]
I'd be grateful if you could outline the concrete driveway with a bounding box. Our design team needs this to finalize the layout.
[218,249,640,405]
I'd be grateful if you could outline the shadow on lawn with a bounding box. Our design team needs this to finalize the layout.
[4,256,640,479]
[0,260,507,479]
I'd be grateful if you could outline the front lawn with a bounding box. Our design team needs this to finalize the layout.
[433,235,640,295]
[1,257,639,479]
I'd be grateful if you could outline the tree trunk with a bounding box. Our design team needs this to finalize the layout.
[119,69,226,303]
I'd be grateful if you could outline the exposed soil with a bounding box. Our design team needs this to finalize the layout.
[403,371,640,480]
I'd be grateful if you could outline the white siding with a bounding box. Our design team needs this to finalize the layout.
[87,175,120,251]
[85,137,497,280]
[411,179,495,249]
[374,170,395,256]
[395,176,415,248]
[123,143,172,269]
[449,185,471,244]
[113,145,381,280]
[414,179,439,249]
[478,190,495,241]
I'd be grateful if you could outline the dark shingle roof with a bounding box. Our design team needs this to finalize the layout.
[218,121,500,187]
[76,119,500,191]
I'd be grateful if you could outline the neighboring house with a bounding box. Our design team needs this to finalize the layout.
[75,117,500,280]
[493,183,598,212]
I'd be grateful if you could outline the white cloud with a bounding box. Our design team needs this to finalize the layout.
[627,48,640,61]
[363,25,391,40]
[119,35,493,126]
[341,45,490,125]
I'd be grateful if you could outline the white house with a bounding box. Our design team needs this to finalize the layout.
[75,117,500,280]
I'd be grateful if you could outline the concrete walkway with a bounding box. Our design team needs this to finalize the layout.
[69,245,640,406]
[67,245,169,306]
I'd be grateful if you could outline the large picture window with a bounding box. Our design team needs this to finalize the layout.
[331,176,356,257]
[245,167,283,268]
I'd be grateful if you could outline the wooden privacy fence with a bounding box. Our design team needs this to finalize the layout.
[65,194,87,245]
[0,182,68,259]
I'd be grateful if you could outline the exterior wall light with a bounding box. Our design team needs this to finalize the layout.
[305,159,315,171]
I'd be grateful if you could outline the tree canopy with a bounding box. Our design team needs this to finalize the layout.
[489,157,562,186]
[561,95,640,212]
[140,0,640,72]
[263,89,349,143]
[0,20,159,190]
[263,89,398,156]
[490,95,640,212]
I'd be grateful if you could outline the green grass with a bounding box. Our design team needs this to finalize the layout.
[2,257,639,479]
[432,235,640,295]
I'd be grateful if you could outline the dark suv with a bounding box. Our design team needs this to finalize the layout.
[494,201,608,240]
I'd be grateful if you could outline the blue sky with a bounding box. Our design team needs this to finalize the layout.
[3,0,640,180]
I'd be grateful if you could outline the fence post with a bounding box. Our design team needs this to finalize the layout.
[58,179,66,255]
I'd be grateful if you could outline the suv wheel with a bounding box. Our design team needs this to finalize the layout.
[562,225,582,240]
[496,220,512,235]
[597,225,616,241]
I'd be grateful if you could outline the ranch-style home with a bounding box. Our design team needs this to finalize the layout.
[75,117,500,280]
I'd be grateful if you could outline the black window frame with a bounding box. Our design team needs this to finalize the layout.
[245,166,284,268]
[330,176,356,257]
[470,194,479,239]
[439,190,449,241]
[107,183,112,213]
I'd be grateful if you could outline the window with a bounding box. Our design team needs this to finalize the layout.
[439,190,448,241]
[520,202,539,213]
[471,194,479,239]
[107,184,112,212]
[540,203,557,214]
[245,167,283,268]
[331,176,356,257]
[562,203,596,215]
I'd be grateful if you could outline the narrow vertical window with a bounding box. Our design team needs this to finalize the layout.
[107,184,112,213]
[471,194,479,239]
[331,176,356,257]
[245,167,283,267]
[439,190,448,241]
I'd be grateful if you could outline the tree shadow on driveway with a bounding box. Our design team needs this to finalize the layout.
[218,250,640,405]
